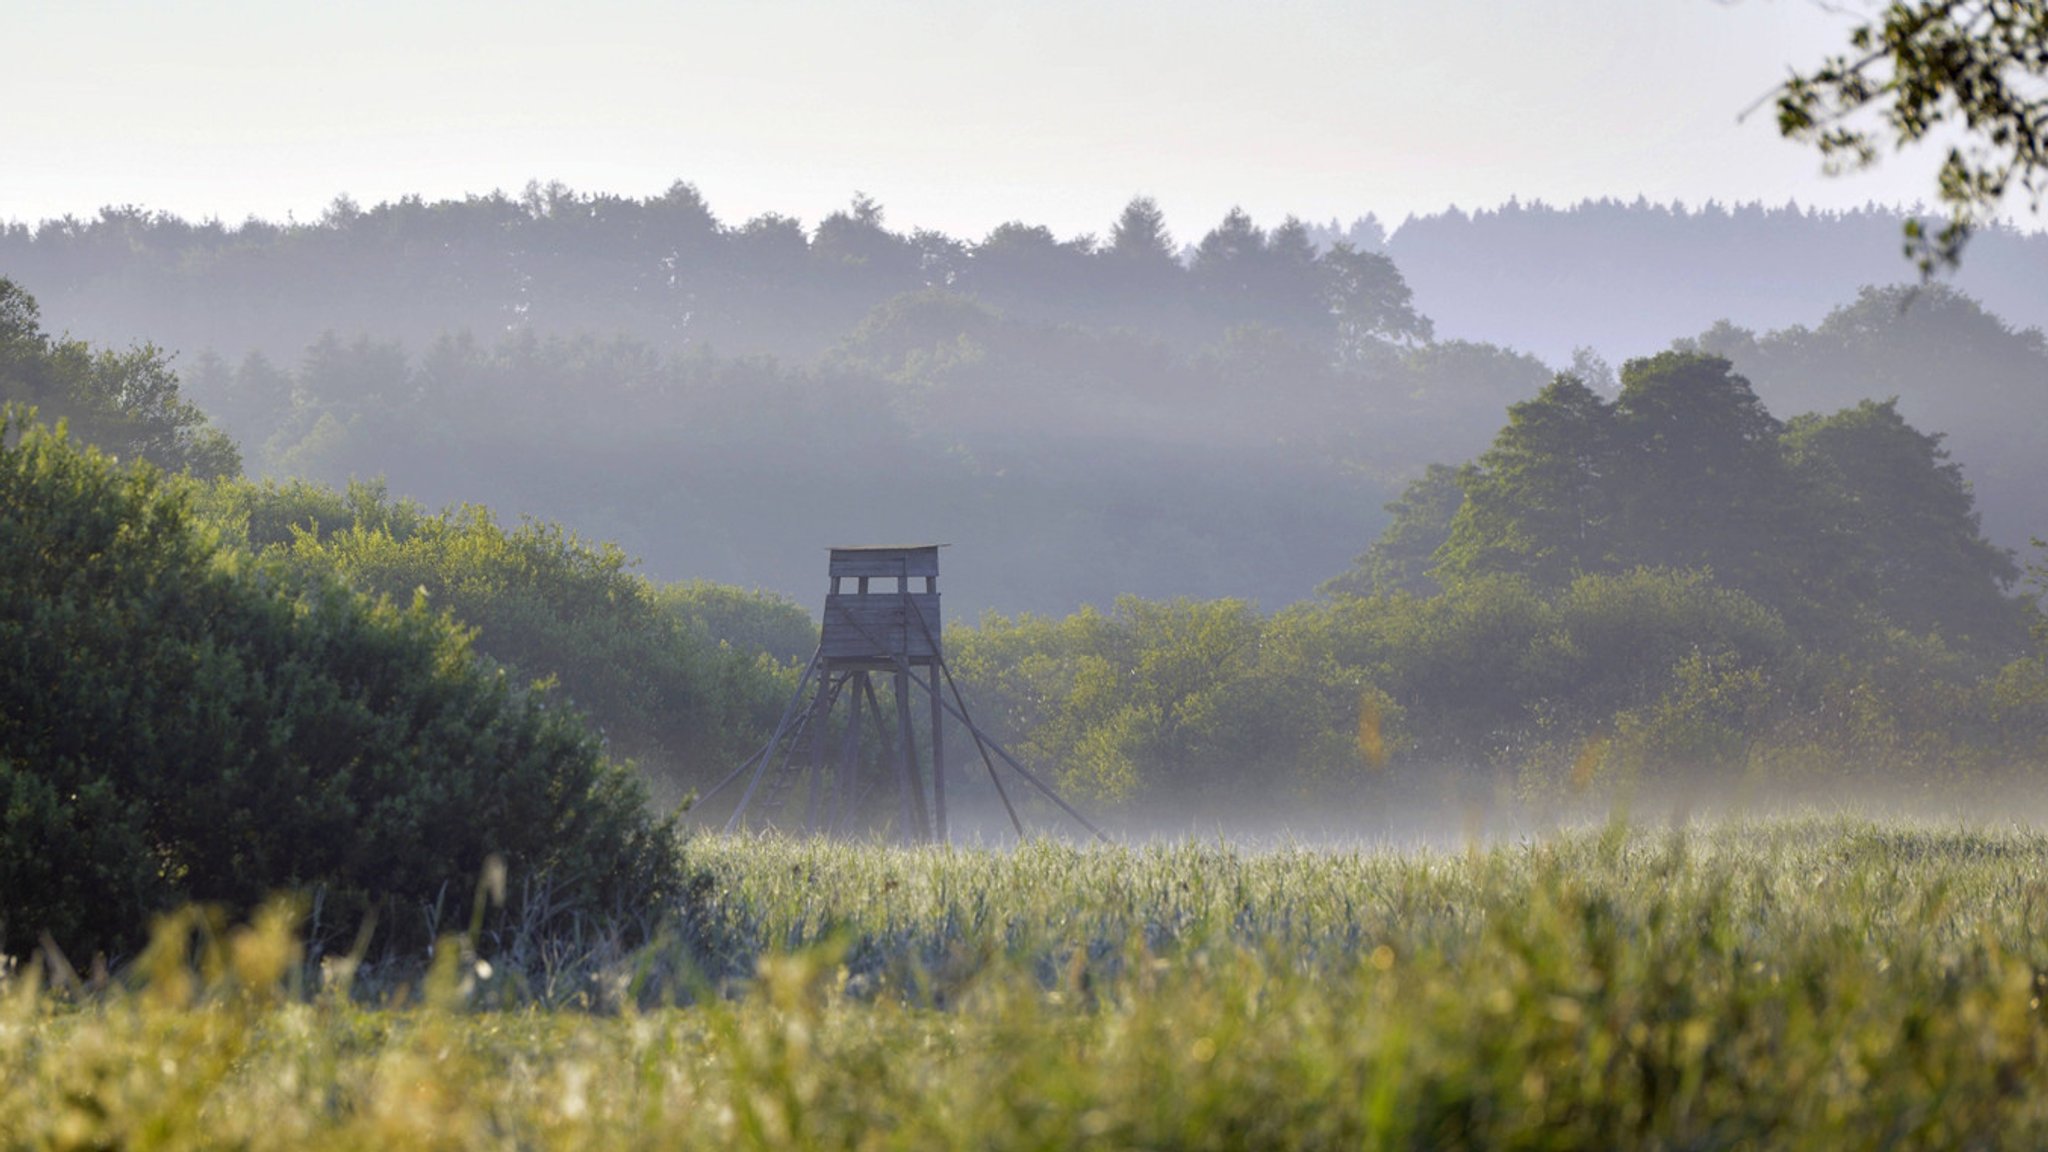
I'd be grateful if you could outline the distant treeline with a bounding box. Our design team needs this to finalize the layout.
[0,185,1426,367]
[1374,198,2048,363]
[9,187,2045,372]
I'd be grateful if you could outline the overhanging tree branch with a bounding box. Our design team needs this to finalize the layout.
[1772,0,2048,275]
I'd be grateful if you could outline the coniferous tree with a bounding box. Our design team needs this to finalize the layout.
[1106,196,1178,270]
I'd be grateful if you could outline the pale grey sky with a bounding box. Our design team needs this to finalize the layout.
[2,1,1962,241]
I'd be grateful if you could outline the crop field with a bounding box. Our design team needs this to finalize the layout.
[8,817,2048,1149]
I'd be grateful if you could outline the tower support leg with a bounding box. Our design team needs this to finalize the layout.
[804,672,838,835]
[832,670,865,834]
[928,659,947,843]
[893,669,931,844]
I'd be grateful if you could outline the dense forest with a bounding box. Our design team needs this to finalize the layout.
[6,186,2043,617]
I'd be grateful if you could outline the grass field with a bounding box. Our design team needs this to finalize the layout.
[8,817,2048,1149]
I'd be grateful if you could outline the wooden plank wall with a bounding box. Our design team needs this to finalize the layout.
[820,592,941,662]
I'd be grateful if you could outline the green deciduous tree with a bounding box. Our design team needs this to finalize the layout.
[1323,462,1467,597]
[0,278,238,478]
[1436,374,1618,589]
[656,581,817,667]
[1324,242,1434,360]
[1692,284,2048,550]
[1355,348,2022,652]
[949,596,1370,808]
[1785,398,2020,646]
[1605,352,1812,605]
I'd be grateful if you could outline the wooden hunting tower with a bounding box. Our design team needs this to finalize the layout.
[821,545,943,667]
[703,546,1102,844]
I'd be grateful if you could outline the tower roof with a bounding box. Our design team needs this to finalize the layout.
[828,545,941,579]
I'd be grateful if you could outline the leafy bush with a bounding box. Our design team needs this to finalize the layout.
[199,477,796,802]
[951,597,1379,809]
[655,580,817,666]
[947,565,2043,814]
[0,414,679,958]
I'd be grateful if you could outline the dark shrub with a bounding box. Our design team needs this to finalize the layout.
[0,412,678,958]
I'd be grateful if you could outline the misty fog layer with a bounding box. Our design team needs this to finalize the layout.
[6,188,2042,620]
